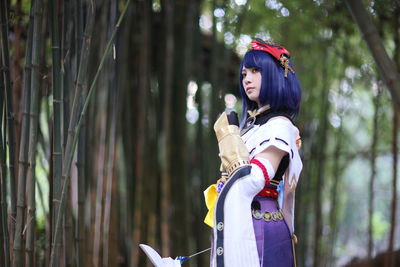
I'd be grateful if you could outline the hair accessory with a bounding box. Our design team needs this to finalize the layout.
[279,55,295,77]
[251,38,295,78]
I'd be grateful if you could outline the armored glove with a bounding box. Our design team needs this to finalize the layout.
[214,111,250,177]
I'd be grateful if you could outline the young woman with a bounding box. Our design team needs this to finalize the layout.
[206,38,302,267]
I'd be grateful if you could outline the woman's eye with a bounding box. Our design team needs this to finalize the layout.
[242,73,246,77]
[252,68,259,73]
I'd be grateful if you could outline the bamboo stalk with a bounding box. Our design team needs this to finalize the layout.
[65,3,78,262]
[62,0,72,151]
[160,0,174,259]
[55,0,95,264]
[50,0,74,263]
[60,1,72,263]
[93,114,106,267]
[64,195,75,266]
[102,2,117,264]
[72,6,92,265]
[0,72,4,267]
[24,0,44,265]
[0,0,17,226]
[0,94,10,267]
[51,0,95,263]
[49,1,131,266]
[49,0,63,262]
[76,111,86,267]
[0,192,4,265]
[103,47,118,266]
[12,0,35,265]
[75,0,83,69]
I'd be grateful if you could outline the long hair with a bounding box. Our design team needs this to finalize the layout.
[239,49,301,127]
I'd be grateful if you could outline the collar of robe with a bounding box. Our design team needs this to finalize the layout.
[240,105,271,136]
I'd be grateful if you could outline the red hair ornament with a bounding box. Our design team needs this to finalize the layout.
[251,38,295,78]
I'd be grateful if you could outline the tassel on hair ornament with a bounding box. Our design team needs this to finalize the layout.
[280,55,295,78]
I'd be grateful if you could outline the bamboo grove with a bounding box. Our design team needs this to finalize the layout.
[1,0,400,267]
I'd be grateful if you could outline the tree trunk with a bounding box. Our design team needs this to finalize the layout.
[170,0,191,256]
[327,118,343,267]
[345,0,400,112]
[386,12,400,267]
[130,1,150,265]
[368,84,381,264]
[160,0,173,258]
[386,105,398,267]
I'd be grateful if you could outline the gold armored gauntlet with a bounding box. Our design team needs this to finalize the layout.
[214,112,250,177]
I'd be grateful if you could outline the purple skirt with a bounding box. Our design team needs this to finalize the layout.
[252,196,294,267]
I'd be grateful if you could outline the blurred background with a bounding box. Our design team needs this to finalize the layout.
[1,0,400,266]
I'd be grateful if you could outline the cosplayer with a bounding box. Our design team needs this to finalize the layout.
[204,38,302,267]
[140,39,302,267]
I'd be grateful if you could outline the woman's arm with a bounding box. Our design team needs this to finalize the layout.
[255,146,287,176]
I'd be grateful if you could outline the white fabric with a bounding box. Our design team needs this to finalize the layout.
[211,160,275,267]
[161,258,181,267]
[139,244,182,267]
[241,117,303,234]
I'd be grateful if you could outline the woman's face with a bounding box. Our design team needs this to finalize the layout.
[242,67,262,108]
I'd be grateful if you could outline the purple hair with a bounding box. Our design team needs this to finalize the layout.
[239,49,301,127]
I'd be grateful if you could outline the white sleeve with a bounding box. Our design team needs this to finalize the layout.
[212,158,275,267]
[245,118,297,158]
[240,157,276,197]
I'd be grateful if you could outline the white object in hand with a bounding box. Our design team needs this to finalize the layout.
[139,244,182,267]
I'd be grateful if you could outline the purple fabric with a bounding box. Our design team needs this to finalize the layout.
[252,196,294,267]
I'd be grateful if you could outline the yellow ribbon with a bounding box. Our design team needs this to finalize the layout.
[203,184,218,228]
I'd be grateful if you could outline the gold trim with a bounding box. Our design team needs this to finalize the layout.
[292,234,298,267]
[270,180,280,186]
[296,138,302,151]
[252,209,284,222]
[226,160,250,177]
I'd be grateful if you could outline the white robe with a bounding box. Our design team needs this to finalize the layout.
[211,117,302,267]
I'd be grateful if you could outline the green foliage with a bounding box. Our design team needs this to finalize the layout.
[372,212,390,241]
[1,0,399,266]
[200,0,400,265]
